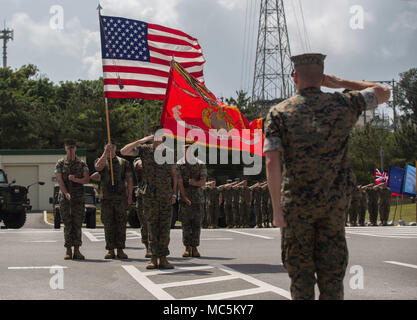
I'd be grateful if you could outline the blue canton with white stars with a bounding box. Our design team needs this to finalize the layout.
[100,15,150,62]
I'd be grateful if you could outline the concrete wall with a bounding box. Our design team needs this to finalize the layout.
[0,152,86,212]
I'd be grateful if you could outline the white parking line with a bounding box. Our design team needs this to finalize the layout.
[160,275,238,288]
[23,240,58,243]
[143,265,215,277]
[123,263,290,300]
[384,261,417,270]
[225,230,274,240]
[212,264,291,299]
[83,230,100,242]
[83,230,141,242]
[183,287,268,300]
[8,266,67,270]
[122,265,174,300]
[0,230,62,234]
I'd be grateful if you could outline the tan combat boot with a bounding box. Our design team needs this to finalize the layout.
[191,246,200,257]
[64,247,72,260]
[182,246,192,257]
[72,246,85,260]
[144,243,151,258]
[117,249,128,259]
[146,255,158,269]
[159,256,174,269]
[104,249,115,259]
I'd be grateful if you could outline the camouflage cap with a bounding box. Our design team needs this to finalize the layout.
[234,178,240,182]
[291,53,326,67]
[64,139,77,147]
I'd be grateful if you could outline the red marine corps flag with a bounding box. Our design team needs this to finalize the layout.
[160,61,264,156]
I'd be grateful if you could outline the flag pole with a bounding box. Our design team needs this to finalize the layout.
[97,3,115,186]
[105,97,115,187]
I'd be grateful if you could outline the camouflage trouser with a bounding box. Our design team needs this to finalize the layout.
[209,203,219,227]
[239,202,250,226]
[143,195,172,257]
[232,202,240,226]
[254,203,262,226]
[225,204,233,227]
[379,204,390,224]
[348,202,359,225]
[136,193,149,245]
[358,206,366,225]
[101,199,127,250]
[281,203,348,300]
[180,202,202,247]
[201,203,208,228]
[368,204,378,225]
[268,198,273,224]
[262,200,269,226]
[60,194,85,248]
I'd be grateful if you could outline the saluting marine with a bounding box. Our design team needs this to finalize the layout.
[121,128,177,270]
[377,183,392,226]
[264,53,390,299]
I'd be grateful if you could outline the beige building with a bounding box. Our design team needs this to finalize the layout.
[0,149,87,211]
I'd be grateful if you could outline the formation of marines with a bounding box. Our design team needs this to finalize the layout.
[55,137,276,264]
[347,182,392,227]
[54,51,392,300]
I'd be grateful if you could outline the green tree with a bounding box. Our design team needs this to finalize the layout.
[397,68,417,124]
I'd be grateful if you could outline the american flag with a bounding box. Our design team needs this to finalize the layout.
[375,168,388,185]
[99,15,205,100]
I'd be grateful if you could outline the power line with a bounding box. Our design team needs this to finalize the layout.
[297,0,311,52]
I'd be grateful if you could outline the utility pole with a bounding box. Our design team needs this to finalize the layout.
[0,23,14,68]
[370,80,397,132]
[252,0,293,108]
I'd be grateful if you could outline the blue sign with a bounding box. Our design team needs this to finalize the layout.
[402,164,416,197]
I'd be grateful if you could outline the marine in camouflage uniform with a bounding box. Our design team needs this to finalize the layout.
[95,144,133,259]
[121,133,177,269]
[177,148,207,257]
[366,185,379,226]
[238,182,251,228]
[261,185,270,228]
[250,182,263,228]
[201,185,209,228]
[231,179,241,227]
[377,184,392,226]
[133,157,151,258]
[358,187,367,226]
[263,53,386,300]
[222,180,234,228]
[55,140,89,260]
[207,181,220,229]
[348,186,362,226]
[345,169,357,226]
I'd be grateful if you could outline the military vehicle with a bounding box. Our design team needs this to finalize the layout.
[50,184,98,229]
[0,169,44,229]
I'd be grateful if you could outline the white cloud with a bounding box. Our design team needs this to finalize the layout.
[100,0,183,27]
[217,0,245,11]
[10,12,101,80]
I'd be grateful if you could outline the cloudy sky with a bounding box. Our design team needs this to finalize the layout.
[1,0,416,116]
